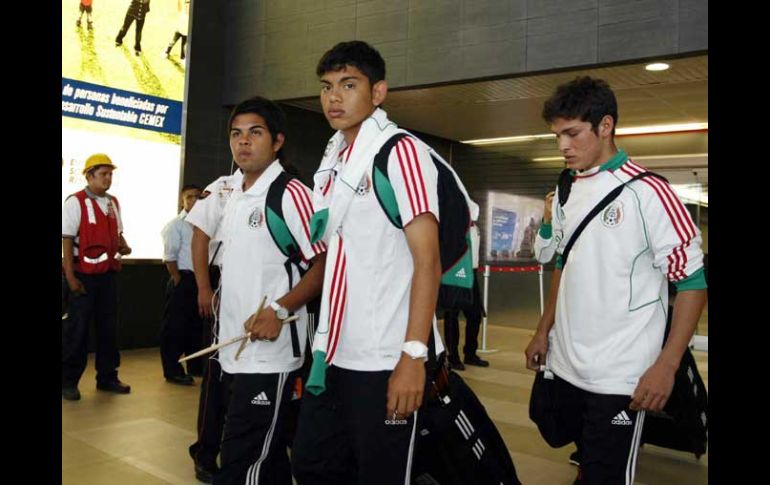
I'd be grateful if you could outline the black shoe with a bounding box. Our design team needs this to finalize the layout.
[464,355,490,367]
[62,386,81,401]
[115,39,122,47]
[96,379,131,394]
[166,374,194,386]
[76,19,81,27]
[194,463,216,484]
[135,49,142,56]
[569,450,581,466]
[447,357,465,371]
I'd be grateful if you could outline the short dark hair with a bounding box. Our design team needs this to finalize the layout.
[316,40,386,85]
[229,96,287,160]
[542,76,618,136]
[181,184,201,193]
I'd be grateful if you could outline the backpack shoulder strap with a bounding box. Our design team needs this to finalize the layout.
[265,171,306,358]
[561,171,667,266]
[372,133,409,229]
[265,171,301,259]
[557,168,573,206]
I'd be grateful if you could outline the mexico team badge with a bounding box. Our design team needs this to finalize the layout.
[602,200,624,227]
[356,174,371,196]
[248,208,264,228]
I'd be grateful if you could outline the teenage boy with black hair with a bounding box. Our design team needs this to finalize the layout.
[188,96,326,485]
[525,76,707,484]
[291,40,446,485]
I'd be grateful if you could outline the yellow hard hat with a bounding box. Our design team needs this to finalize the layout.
[82,153,117,174]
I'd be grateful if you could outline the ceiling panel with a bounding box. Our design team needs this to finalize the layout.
[283,54,707,188]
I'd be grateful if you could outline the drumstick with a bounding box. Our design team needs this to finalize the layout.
[177,315,299,363]
[235,296,268,360]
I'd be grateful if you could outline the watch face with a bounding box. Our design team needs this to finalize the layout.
[276,307,289,320]
[403,342,428,359]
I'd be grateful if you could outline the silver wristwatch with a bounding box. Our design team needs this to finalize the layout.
[269,301,290,320]
[402,341,429,361]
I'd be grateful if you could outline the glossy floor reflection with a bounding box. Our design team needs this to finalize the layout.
[62,324,708,484]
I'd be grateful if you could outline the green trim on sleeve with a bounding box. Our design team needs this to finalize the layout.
[539,221,552,239]
[305,350,329,395]
[309,208,329,245]
[674,267,707,291]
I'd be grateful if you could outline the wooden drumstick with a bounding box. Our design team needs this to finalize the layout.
[235,296,268,361]
[178,314,299,363]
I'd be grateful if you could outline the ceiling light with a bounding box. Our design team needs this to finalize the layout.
[533,153,708,163]
[645,63,670,71]
[616,123,707,136]
[465,123,707,146]
[633,153,708,160]
[671,184,708,207]
[461,134,555,146]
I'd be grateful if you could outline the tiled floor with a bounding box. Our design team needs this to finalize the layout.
[62,324,708,484]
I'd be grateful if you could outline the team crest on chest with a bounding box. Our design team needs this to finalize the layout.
[602,200,624,228]
[248,207,264,228]
[356,174,371,196]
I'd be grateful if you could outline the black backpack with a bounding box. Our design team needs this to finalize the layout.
[265,172,321,359]
[372,133,475,310]
[265,172,321,446]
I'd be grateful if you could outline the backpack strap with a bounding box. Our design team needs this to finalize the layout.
[265,171,304,358]
[266,172,302,259]
[209,241,222,269]
[557,168,573,206]
[371,133,474,309]
[560,171,668,266]
[372,133,409,229]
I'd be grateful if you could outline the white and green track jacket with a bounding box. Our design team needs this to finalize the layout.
[537,150,706,395]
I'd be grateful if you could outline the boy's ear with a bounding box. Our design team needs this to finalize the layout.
[372,80,388,107]
[273,132,285,153]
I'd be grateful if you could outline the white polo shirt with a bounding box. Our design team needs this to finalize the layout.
[62,188,124,256]
[186,170,244,267]
[320,135,445,372]
[217,161,325,374]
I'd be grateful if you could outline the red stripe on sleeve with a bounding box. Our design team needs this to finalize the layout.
[404,137,430,213]
[395,141,418,217]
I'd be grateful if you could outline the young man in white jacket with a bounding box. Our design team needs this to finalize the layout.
[291,40,445,485]
[525,76,707,484]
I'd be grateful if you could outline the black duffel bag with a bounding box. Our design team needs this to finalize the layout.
[412,353,521,485]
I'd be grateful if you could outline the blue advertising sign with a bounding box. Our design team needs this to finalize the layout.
[61,77,182,135]
[491,207,517,259]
